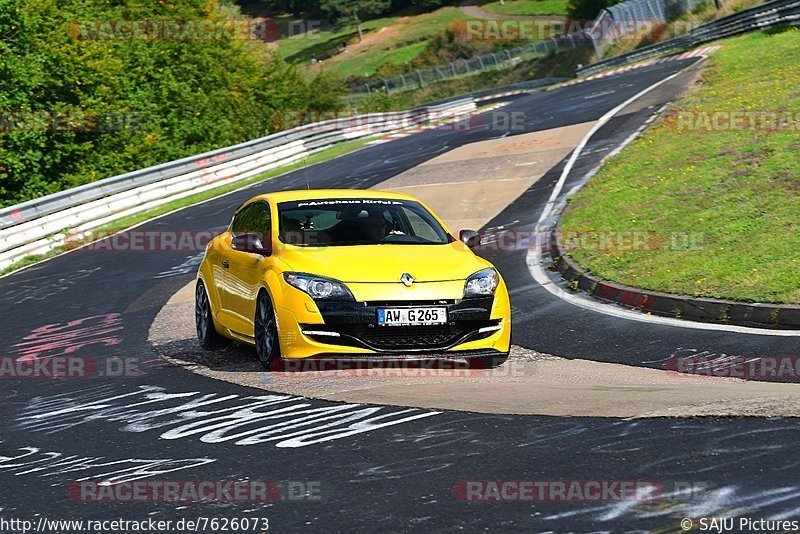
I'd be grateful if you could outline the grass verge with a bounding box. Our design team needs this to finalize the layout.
[559,27,800,304]
[481,0,570,16]
[277,8,470,79]
[1,138,372,276]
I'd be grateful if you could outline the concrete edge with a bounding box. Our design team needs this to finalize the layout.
[549,238,800,329]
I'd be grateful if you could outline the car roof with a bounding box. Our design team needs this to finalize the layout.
[248,189,420,204]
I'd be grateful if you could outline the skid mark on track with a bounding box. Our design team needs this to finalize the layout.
[155,253,204,279]
[10,313,123,363]
[0,268,101,305]
[16,385,439,449]
[0,442,215,485]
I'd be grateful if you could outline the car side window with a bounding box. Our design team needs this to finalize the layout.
[231,205,252,234]
[245,202,271,234]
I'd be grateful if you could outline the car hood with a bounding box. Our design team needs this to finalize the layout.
[279,242,490,283]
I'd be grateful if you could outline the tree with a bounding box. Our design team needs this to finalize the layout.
[320,0,390,41]
[0,0,346,208]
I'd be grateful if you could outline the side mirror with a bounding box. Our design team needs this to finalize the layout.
[459,229,481,249]
[232,232,272,256]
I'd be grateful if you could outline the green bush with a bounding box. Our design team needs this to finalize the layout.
[0,0,346,207]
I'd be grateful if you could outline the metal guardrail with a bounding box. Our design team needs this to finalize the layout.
[578,0,800,76]
[0,97,482,270]
[1,76,572,271]
[422,78,571,107]
[0,111,427,231]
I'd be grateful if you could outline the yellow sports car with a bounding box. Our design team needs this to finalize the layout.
[195,189,511,369]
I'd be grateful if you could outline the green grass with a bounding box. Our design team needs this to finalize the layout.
[277,8,471,79]
[335,40,430,80]
[1,138,372,275]
[559,27,800,304]
[481,0,570,16]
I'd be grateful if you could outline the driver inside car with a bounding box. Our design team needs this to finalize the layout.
[328,208,388,243]
[362,210,388,242]
[281,217,304,245]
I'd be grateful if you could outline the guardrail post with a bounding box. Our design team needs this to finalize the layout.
[590,32,603,60]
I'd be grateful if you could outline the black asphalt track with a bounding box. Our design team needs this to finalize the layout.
[3,58,798,531]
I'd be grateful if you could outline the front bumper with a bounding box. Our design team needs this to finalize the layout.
[274,294,510,359]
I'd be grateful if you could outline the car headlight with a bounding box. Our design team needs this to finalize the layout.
[283,272,354,301]
[464,268,499,298]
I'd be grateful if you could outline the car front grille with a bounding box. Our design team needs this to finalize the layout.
[302,320,500,352]
[359,325,464,349]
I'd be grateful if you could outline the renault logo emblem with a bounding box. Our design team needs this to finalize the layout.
[400,273,415,287]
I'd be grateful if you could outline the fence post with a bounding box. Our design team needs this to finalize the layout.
[417,70,425,88]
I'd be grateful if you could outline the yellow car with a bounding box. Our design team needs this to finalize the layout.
[195,189,511,369]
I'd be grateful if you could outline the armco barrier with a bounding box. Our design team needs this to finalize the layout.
[578,0,800,76]
[0,93,526,270]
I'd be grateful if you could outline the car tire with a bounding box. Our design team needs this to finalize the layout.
[196,280,228,350]
[255,291,281,370]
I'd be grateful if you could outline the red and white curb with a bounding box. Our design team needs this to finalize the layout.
[366,102,509,145]
[560,46,723,88]
[474,89,538,102]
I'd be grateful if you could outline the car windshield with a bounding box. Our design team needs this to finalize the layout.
[277,198,452,246]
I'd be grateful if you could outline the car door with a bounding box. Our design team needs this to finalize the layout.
[225,200,274,337]
[214,204,252,332]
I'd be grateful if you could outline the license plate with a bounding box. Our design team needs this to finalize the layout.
[377,307,447,326]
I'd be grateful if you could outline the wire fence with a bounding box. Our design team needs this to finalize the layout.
[350,0,717,95]
[588,0,712,58]
[352,35,585,95]
[579,0,799,76]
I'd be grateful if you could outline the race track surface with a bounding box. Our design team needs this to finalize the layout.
[5,58,800,530]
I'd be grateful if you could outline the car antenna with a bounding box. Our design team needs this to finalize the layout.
[304,159,310,190]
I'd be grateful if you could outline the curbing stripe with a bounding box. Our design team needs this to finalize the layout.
[553,246,800,328]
